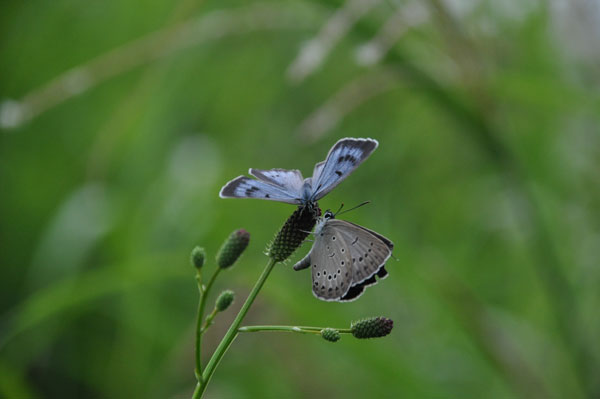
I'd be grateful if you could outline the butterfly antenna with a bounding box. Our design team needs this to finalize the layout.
[334,203,344,216]
[337,200,371,216]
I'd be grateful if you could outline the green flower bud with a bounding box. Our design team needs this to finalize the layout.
[216,229,250,268]
[351,317,393,339]
[216,290,235,312]
[267,204,319,262]
[321,328,340,343]
[190,246,206,269]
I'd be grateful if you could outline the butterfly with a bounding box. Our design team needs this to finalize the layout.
[293,208,393,302]
[219,138,378,206]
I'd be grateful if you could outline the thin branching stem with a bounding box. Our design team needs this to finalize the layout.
[201,308,218,333]
[239,325,352,334]
[195,268,221,380]
[192,258,277,398]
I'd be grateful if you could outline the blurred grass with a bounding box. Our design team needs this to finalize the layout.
[2,0,600,398]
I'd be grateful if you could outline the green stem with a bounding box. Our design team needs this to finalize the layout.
[238,325,352,334]
[201,308,218,333]
[195,268,221,381]
[192,258,277,398]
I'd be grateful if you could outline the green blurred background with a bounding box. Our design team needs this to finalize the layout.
[1,0,599,398]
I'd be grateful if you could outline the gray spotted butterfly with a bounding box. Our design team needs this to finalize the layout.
[294,209,393,302]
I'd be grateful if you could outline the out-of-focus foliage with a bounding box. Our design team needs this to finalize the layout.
[1,0,599,398]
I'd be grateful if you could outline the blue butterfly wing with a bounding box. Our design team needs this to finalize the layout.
[249,168,305,193]
[219,175,302,204]
[310,138,378,201]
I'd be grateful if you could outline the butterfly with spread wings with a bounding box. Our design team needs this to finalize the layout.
[219,138,378,206]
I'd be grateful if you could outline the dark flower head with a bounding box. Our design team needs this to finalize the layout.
[351,317,393,339]
[267,204,319,263]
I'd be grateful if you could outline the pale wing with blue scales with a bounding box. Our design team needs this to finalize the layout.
[309,138,378,201]
[219,138,379,205]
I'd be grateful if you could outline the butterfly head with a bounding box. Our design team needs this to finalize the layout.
[314,209,334,234]
[323,209,335,220]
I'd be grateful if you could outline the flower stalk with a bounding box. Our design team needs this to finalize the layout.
[193,258,277,398]
[195,267,221,379]
[238,325,351,334]
[201,290,235,332]
[237,317,394,341]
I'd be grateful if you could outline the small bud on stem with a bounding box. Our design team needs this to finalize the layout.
[217,229,250,268]
[321,328,340,342]
[216,290,235,312]
[191,247,206,270]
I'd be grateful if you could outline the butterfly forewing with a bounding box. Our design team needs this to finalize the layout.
[311,138,378,201]
[219,176,301,204]
[328,219,392,286]
[311,223,353,301]
[311,161,325,183]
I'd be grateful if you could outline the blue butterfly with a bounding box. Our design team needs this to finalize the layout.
[219,138,378,205]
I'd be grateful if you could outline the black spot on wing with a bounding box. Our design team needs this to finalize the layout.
[377,267,388,279]
[345,138,378,157]
[340,265,388,302]
[244,186,260,196]
[362,275,377,286]
[340,284,364,301]
[337,154,357,165]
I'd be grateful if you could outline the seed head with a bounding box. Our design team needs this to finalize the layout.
[190,246,206,270]
[216,229,250,268]
[351,317,394,339]
[321,328,340,342]
[267,204,319,262]
[216,290,235,312]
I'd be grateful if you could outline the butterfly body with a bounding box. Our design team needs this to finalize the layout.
[294,210,393,302]
[219,138,378,206]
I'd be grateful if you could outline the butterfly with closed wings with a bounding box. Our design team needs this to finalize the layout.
[219,138,378,207]
[293,208,393,302]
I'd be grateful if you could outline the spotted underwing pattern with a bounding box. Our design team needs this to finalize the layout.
[294,212,393,302]
[219,138,378,206]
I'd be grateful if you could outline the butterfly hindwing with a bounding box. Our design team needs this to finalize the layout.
[219,176,300,204]
[311,138,378,201]
[310,223,353,301]
[328,219,392,301]
[340,267,388,302]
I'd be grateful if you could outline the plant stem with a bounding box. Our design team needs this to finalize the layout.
[201,308,218,333]
[192,258,277,398]
[195,268,221,380]
[238,325,352,334]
